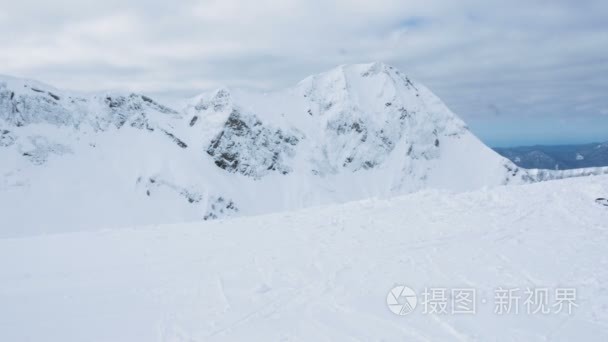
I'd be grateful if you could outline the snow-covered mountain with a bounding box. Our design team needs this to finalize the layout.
[1,62,606,235]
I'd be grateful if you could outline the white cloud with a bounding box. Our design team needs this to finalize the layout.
[1,0,607,143]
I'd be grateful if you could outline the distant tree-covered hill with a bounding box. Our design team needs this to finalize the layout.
[494,141,608,170]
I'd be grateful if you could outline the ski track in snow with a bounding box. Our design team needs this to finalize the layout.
[0,175,608,341]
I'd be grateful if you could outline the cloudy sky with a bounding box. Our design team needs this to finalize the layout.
[1,0,607,146]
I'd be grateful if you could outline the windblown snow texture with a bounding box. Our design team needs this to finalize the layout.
[1,176,608,341]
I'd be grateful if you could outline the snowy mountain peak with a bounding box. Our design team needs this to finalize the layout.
[1,64,607,233]
[286,62,469,174]
[193,87,232,113]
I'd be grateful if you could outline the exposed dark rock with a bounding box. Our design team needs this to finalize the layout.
[379,131,394,148]
[404,77,419,91]
[161,129,188,149]
[343,156,354,166]
[20,136,72,165]
[504,164,520,177]
[104,94,178,130]
[0,87,72,127]
[105,96,120,109]
[351,121,364,133]
[332,118,366,136]
[126,112,155,131]
[407,145,414,156]
[206,109,301,178]
[47,92,60,101]
[204,196,239,220]
[141,95,154,103]
[322,110,406,172]
[195,88,231,112]
[189,116,199,127]
[0,129,16,147]
[143,177,201,203]
[181,189,201,203]
[362,161,376,169]
[130,113,148,130]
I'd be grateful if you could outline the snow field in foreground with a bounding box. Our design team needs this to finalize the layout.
[1,175,608,341]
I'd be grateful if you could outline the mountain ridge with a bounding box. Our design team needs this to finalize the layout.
[1,62,607,234]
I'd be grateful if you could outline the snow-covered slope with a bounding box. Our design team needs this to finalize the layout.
[1,63,606,235]
[1,175,607,341]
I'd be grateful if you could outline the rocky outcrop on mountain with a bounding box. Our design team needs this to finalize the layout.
[138,176,202,204]
[0,78,179,132]
[195,88,232,113]
[0,129,16,147]
[206,109,301,178]
[20,136,72,165]
[0,82,76,127]
[203,196,239,220]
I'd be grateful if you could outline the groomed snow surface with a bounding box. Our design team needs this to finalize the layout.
[1,175,607,341]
